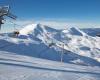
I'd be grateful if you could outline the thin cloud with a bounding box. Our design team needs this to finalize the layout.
[2,19,100,33]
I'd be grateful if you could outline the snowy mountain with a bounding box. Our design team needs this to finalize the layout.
[18,23,100,63]
[81,28,100,37]
[0,23,100,80]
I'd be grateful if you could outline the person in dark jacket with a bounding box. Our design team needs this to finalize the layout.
[13,31,19,37]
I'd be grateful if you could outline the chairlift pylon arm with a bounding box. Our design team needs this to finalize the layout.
[7,12,17,20]
[0,6,17,20]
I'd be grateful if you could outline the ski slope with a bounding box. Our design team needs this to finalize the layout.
[0,51,100,80]
[0,23,100,80]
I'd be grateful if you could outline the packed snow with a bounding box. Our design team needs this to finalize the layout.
[0,23,100,80]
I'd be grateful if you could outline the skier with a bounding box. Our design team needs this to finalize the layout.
[0,17,4,29]
[13,31,19,37]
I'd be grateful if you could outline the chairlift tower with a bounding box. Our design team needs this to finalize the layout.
[0,5,17,29]
[61,43,64,63]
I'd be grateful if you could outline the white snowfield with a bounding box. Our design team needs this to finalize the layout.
[0,51,100,80]
[19,24,37,35]
[0,23,100,80]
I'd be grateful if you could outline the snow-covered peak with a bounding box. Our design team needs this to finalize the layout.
[19,23,46,35]
[62,26,86,36]
[19,24,37,35]
[19,23,57,35]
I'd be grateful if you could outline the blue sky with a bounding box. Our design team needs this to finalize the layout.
[0,0,100,31]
